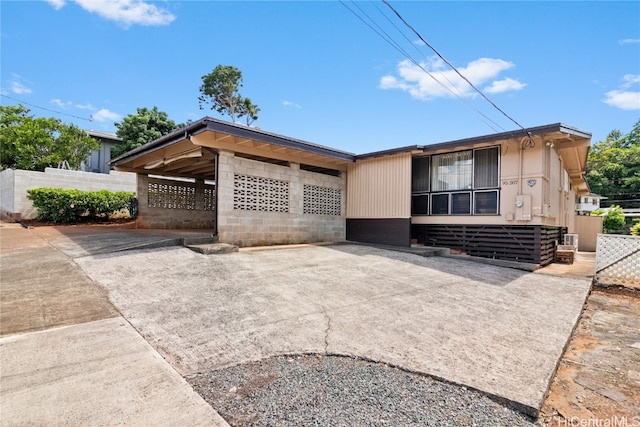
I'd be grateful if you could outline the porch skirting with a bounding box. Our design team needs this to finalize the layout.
[411,224,567,266]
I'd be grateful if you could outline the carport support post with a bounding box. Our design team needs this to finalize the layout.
[213,150,219,238]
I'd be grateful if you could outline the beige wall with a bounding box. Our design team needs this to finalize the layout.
[574,215,603,251]
[346,152,411,218]
[410,138,577,228]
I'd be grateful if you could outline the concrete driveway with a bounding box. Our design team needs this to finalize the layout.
[73,241,592,416]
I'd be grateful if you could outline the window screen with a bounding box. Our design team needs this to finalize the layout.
[474,147,499,189]
[451,192,471,215]
[474,190,499,214]
[431,194,449,214]
[412,156,430,192]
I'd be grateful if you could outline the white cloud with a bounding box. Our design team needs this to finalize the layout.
[379,57,525,100]
[619,38,640,45]
[50,98,72,108]
[283,100,301,109]
[44,0,66,10]
[621,74,640,89]
[9,74,32,94]
[45,0,175,26]
[603,90,640,110]
[484,78,527,94]
[91,108,122,122]
[603,74,640,110]
[75,103,95,110]
[74,0,175,26]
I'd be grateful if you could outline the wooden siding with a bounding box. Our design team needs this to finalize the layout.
[347,153,411,218]
[411,224,566,266]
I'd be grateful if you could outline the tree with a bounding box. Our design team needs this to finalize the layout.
[586,119,640,204]
[198,65,259,125]
[591,205,626,233]
[113,107,180,158]
[0,104,99,172]
[238,97,260,126]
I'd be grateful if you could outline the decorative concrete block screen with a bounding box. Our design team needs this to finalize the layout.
[233,174,289,212]
[148,181,196,210]
[595,234,640,288]
[303,184,342,215]
[203,187,215,211]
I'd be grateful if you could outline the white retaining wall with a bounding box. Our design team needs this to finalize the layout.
[0,168,136,220]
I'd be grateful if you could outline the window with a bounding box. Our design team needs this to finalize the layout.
[451,192,471,215]
[474,190,499,214]
[431,194,449,215]
[412,157,430,192]
[411,146,500,216]
[474,147,499,188]
[411,194,429,215]
[432,151,472,191]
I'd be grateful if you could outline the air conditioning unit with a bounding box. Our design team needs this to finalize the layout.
[564,234,578,249]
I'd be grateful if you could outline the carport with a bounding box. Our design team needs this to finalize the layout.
[111,118,353,246]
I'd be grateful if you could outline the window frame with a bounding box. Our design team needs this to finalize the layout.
[411,146,501,216]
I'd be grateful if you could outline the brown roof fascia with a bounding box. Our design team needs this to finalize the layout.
[111,117,356,166]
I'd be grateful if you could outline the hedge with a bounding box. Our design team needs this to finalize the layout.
[26,188,136,224]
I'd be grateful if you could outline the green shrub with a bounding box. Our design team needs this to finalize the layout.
[591,205,626,234]
[27,188,135,224]
[631,220,640,237]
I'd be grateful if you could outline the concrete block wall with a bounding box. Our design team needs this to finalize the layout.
[0,168,136,220]
[216,151,346,247]
[135,175,216,229]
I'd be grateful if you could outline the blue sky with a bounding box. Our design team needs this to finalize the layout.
[2,1,639,154]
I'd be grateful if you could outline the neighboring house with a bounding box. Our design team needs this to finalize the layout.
[82,130,121,174]
[111,118,591,267]
[575,194,606,215]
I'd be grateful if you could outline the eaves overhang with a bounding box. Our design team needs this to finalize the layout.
[416,123,592,154]
[111,117,356,167]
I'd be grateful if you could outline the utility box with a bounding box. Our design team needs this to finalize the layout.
[515,195,532,221]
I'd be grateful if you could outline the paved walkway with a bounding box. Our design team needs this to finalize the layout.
[1,223,594,420]
[0,222,228,426]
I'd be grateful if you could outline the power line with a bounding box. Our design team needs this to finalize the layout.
[339,1,505,133]
[1,94,93,122]
[381,0,526,131]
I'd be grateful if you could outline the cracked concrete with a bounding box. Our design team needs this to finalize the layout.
[73,242,591,416]
[319,304,331,354]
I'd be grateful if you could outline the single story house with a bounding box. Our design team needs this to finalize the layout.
[111,117,591,266]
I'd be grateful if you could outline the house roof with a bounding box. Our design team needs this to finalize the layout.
[355,123,591,159]
[85,129,121,142]
[111,117,356,180]
[111,118,591,191]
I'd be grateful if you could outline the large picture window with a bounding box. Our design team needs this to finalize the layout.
[411,147,500,216]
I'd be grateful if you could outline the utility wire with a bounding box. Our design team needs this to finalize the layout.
[370,1,505,132]
[340,1,504,133]
[1,94,93,122]
[381,0,526,131]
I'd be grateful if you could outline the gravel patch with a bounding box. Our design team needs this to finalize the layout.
[188,354,537,427]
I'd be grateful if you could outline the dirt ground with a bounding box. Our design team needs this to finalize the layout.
[540,288,640,426]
